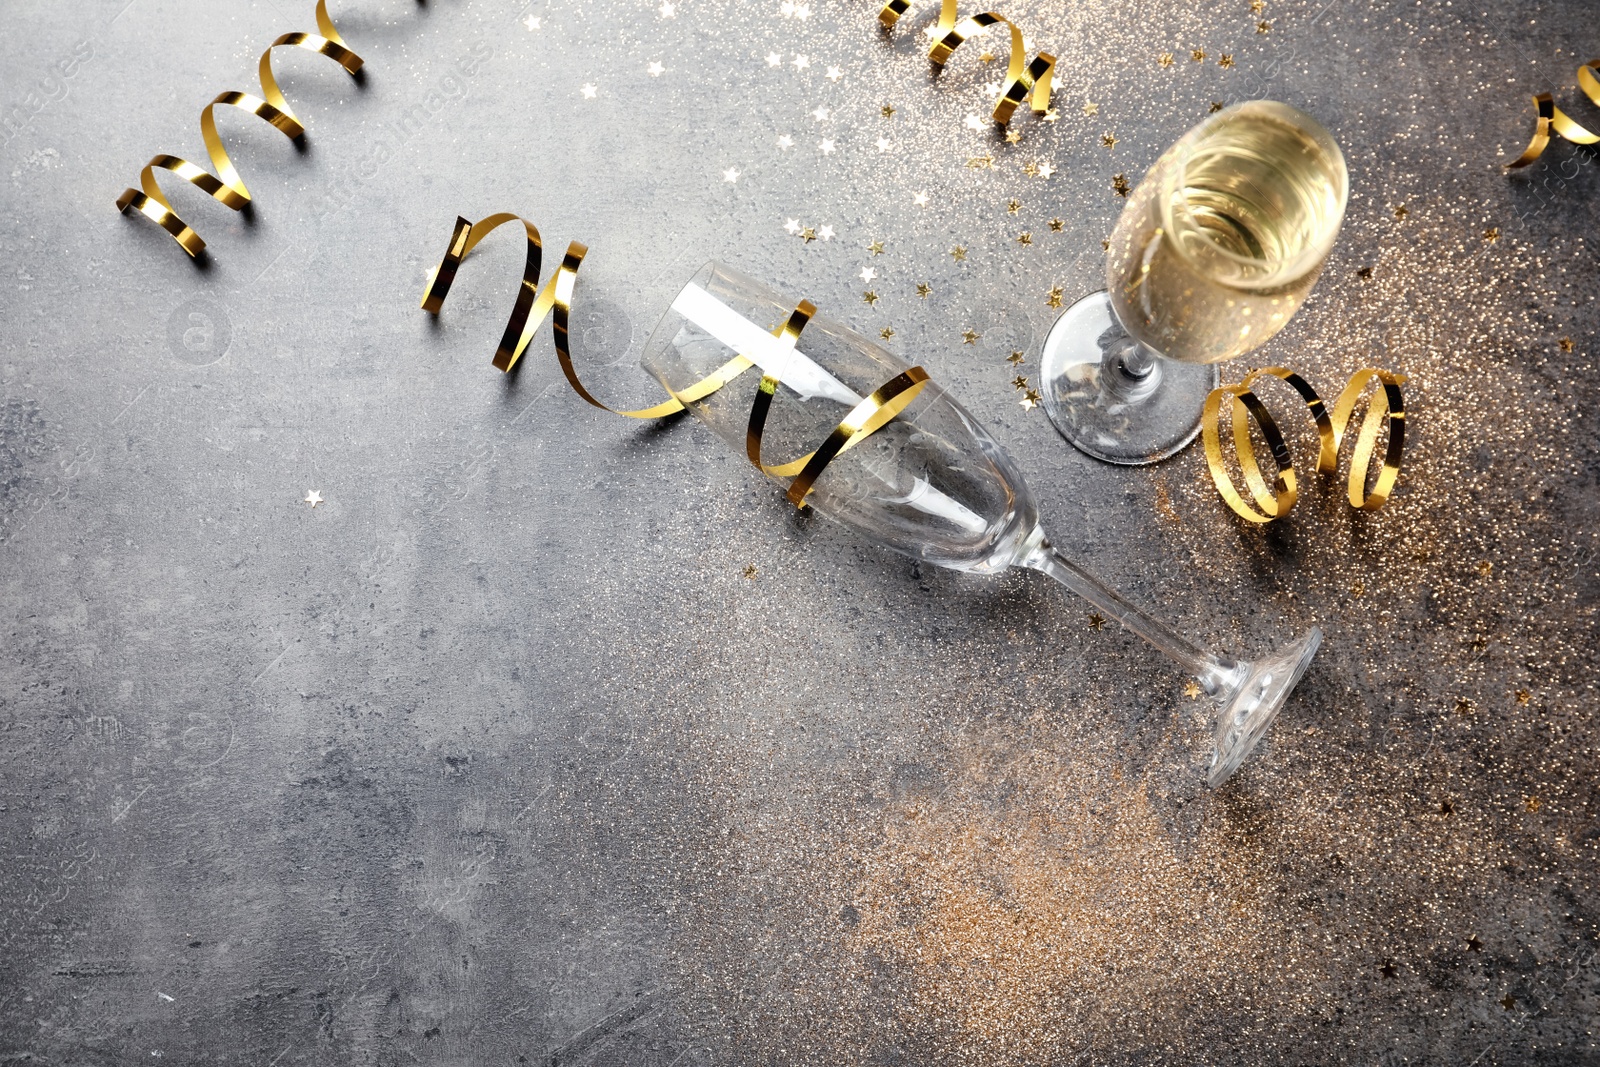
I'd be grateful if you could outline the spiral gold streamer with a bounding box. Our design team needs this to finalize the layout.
[1506,59,1600,169]
[1201,367,1407,524]
[115,0,364,257]
[878,0,1055,126]
[421,213,932,509]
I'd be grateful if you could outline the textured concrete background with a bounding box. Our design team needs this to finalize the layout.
[2,0,1599,1063]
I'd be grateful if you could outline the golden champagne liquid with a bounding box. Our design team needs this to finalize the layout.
[1106,102,1347,365]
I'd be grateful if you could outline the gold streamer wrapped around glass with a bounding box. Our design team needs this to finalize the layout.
[1201,367,1406,524]
[420,213,932,508]
[1506,60,1600,169]
[115,1,364,257]
[878,0,1055,125]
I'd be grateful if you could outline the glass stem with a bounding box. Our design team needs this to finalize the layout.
[1017,526,1243,697]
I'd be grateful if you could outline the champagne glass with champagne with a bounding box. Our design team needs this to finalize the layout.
[1040,100,1349,464]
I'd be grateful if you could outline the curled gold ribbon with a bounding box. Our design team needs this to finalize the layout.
[879,0,1055,126]
[1507,60,1600,169]
[115,1,364,256]
[421,213,932,508]
[1202,367,1407,524]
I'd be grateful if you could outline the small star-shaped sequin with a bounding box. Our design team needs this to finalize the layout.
[784,218,801,234]
[1047,285,1063,307]
[722,166,740,182]
[660,0,676,15]
[916,283,932,298]
[1159,53,1174,68]
[1019,392,1039,411]
[1008,199,1021,214]
[1112,174,1131,196]
[1005,129,1022,144]
[962,328,980,344]
[860,266,877,283]
[863,290,879,305]
[826,66,843,81]
[1526,796,1542,812]
[980,51,996,64]
[818,225,835,241]
[1356,266,1373,279]
[880,327,895,340]
[1192,49,1207,62]
[913,191,930,206]
[876,136,893,152]
[777,134,794,149]
[304,489,323,507]
[1352,581,1366,597]
[1251,0,1265,12]
[1393,204,1409,220]
[881,103,896,118]
[1102,133,1118,149]
[1455,697,1472,716]
[1467,935,1482,952]
[647,60,666,76]
[1515,689,1531,706]
[868,240,885,255]
[1049,217,1064,232]
[950,246,967,261]
[766,52,784,67]
[812,106,831,121]
[1209,100,1225,113]
[819,138,836,154]
[793,54,810,70]
[1083,101,1100,116]
[1380,961,1397,980]
[1037,162,1055,178]
[1559,337,1575,352]
[984,80,1002,97]
[1011,375,1029,390]
[1183,681,1203,698]
[1087,612,1106,631]
[1042,108,1060,122]
[1023,162,1038,176]
[1007,350,1024,365]
[581,83,598,98]
[801,226,817,243]
[523,14,541,30]
[1500,994,1516,1011]
[1219,54,1234,67]
[744,563,757,578]
[1440,799,1454,815]
[1257,20,1271,33]
[965,113,985,131]
[1483,227,1500,242]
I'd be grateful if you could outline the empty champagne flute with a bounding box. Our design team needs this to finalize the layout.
[642,262,1320,786]
[1040,100,1349,464]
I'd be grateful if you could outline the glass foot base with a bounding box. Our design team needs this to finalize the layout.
[1039,291,1219,465]
[1207,627,1322,787]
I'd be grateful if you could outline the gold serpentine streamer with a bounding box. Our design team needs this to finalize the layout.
[878,0,1055,126]
[1201,367,1407,524]
[1507,59,1600,169]
[421,213,931,509]
[115,1,364,256]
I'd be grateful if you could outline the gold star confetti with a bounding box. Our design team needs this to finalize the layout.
[880,327,895,340]
[1183,681,1202,698]
[1219,54,1234,67]
[868,240,884,255]
[1016,232,1032,245]
[1192,49,1207,62]
[1455,697,1472,716]
[950,246,967,261]
[913,191,930,206]
[1005,129,1022,144]
[1112,173,1131,196]
[1250,0,1265,12]
[1477,559,1494,576]
[1087,612,1106,631]
[304,489,323,507]
[1159,52,1174,68]
[1515,689,1531,705]
[967,155,995,169]
[1049,217,1064,232]
[1083,101,1100,116]
[1559,337,1574,352]
[881,103,896,118]
[1019,393,1038,411]
[863,290,879,305]
[1047,285,1064,307]
[1012,374,1029,389]
[1394,204,1409,220]
[916,283,932,298]
[744,563,757,578]
[801,226,817,243]
[1467,934,1482,952]
[1483,226,1500,242]
[1500,994,1516,1011]
[722,166,740,182]
[1007,350,1024,365]
[1042,108,1060,122]
[1022,162,1039,176]
[1101,238,1111,250]
[1007,199,1021,214]
[980,51,996,64]
[1209,100,1225,113]
[1352,581,1366,597]
[1102,132,1118,149]
[1257,20,1271,33]
[962,328,980,344]
[1525,796,1542,812]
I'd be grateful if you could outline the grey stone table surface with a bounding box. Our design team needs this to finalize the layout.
[2,0,1598,1063]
